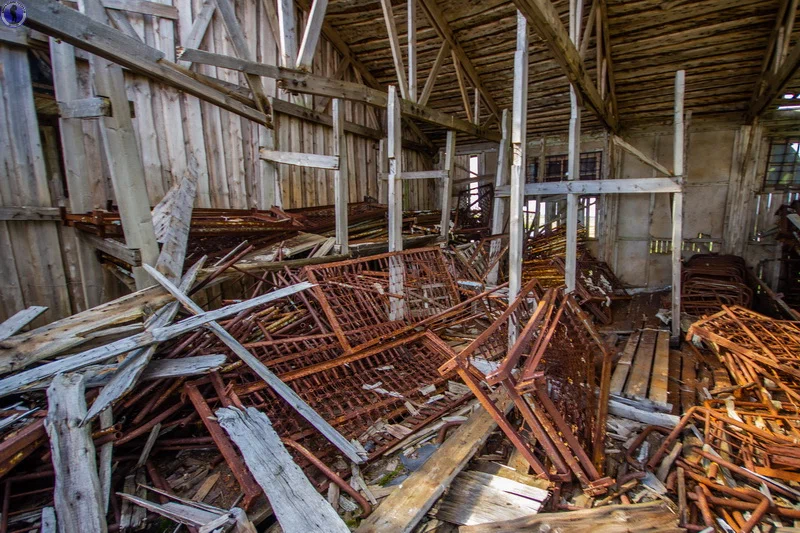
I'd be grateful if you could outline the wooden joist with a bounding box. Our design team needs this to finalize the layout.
[101,0,179,19]
[258,149,339,170]
[511,0,618,131]
[217,407,349,533]
[26,0,269,125]
[81,234,142,267]
[0,206,61,221]
[612,135,675,177]
[177,47,501,142]
[270,97,382,140]
[57,97,112,119]
[495,177,682,197]
[296,0,329,71]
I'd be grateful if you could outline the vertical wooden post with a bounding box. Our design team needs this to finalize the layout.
[333,98,348,254]
[508,10,529,305]
[487,109,511,285]
[473,87,480,125]
[408,0,417,102]
[565,0,583,294]
[79,0,159,290]
[387,86,405,320]
[439,131,456,240]
[671,70,686,341]
[378,138,389,204]
[278,0,298,68]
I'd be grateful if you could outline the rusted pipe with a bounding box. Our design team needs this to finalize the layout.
[695,485,714,528]
[281,438,372,517]
[436,420,464,444]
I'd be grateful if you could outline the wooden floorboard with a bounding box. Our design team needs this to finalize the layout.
[609,331,640,395]
[624,329,657,400]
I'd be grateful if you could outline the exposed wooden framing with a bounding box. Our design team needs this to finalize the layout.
[511,0,617,131]
[379,0,410,99]
[26,0,269,125]
[671,70,686,341]
[142,266,366,464]
[418,0,500,121]
[45,374,107,533]
[101,0,178,19]
[296,0,329,72]
[0,307,48,342]
[153,176,197,284]
[313,57,351,112]
[597,0,617,122]
[496,178,682,197]
[401,170,448,180]
[57,96,111,119]
[217,407,349,533]
[387,86,404,321]
[419,41,449,107]
[408,0,417,102]
[176,0,215,68]
[578,0,597,60]
[508,11,529,304]
[487,109,511,285]
[612,135,675,176]
[104,8,142,41]
[178,48,501,141]
[259,149,339,169]
[0,206,61,221]
[473,87,480,125]
[271,97,381,139]
[332,98,349,254]
[565,0,582,294]
[452,52,473,123]
[214,0,269,113]
[278,0,298,69]
[81,233,142,268]
[440,131,457,239]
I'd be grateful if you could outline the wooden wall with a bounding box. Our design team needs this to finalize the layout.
[0,1,439,324]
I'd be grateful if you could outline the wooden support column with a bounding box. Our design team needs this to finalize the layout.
[378,138,389,204]
[296,0,328,71]
[408,0,417,102]
[333,99,348,254]
[387,86,405,320]
[439,131,456,240]
[379,0,410,99]
[487,109,511,285]
[278,0,298,68]
[49,40,106,309]
[79,0,159,290]
[508,11,529,306]
[565,0,583,294]
[671,70,685,341]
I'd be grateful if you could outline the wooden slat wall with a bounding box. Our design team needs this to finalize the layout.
[0,2,440,323]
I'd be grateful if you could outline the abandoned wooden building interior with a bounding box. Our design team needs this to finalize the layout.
[6,0,800,530]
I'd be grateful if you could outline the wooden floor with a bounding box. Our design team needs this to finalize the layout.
[610,329,672,410]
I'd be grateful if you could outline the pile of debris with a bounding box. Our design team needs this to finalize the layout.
[680,254,753,317]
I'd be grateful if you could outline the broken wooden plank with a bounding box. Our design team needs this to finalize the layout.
[609,331,639,395]
[624,329,657,400]
[607,399,680,427]
[649,331,671,406]
[356,390,513,533]
[41,507,57,533]
[0,206,61,221]
[0,306,48,341]
[0,282,312,397]
[142,265,366,464]
[45,373,107,533]
[153,176,197,283]
[217,407,349,533]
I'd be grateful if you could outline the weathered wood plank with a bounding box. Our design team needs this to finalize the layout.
[0,306,48,341]
[609,331,640,395]
[649,330,671,405]
[45,373,107,533]
[624,329,657,400]
[0,206,61,221]
[296,0,328,71]
[80,234,142,267]
[57,97,112,119]
[495,177,682,197]
[217,407,349,533]
[101,0,179,19]
[259,149,339,170]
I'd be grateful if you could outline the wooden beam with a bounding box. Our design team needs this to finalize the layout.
[217,407,349,533]
[296,0,328,71]
[487,109,511,285]
[101,0,178,19]
[387,86,404,321]
[511,0,617,131]
[0,206,61,221]
[418,0,500,120]
[408,0,417,102]
[419,41,449,107]
[671,70,686,340]
[452,51,473,122]
[26,0,269,125]
[178,48,501,141]
[332,98,348,254]
[748,38,800,120]
[379,0,410,99]
[402,170,448,180]
[508,11,529,303]
[142,266,366,464]
[495,177,682,197]
[176,0,215,68]
[597,0,618,123]
[81,230,142,268]
[356,390,513,533]
[612,135,674,177]
[258,149,339,170]
[277,0,298,69]
[565,0,582,294]
[0,307,48,341]
[57,97,111,119]
[271,97,382,139]
[440,130,456,239]
[45,374,107,533]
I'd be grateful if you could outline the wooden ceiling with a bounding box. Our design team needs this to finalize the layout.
[324,0,785,142]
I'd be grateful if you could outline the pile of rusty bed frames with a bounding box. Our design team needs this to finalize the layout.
[446,234,510,286]
[0,247,523,527]
[681,254,753,316]
[618,305,800,532]
[438,279,616,500]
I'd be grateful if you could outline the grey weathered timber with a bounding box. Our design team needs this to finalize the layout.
[332,99,349,253]
[408,0,417,101]
[45,374,108,533]
[26,0,268,125]
[41,507,57,533]
[270,97,382,140]
[218,407,350,533]
[258,149,339,170]
[612,135,675,177]
[153,176,197,283]
[101,0,179,18]
[142,265,366,464]
[495,177,682,197]
[439,131,457,239]
[82,259,204,423]
[277,0,298,68]
[80,234,142,267]
[57,97,112,119]
[564,0,582,295]
[671,71,686,340]
[512,0,617,131]
[296,0,328,71]
[0,306,47,341]
[387,87,404,321]
[419,41,450,107]
[176,48,501,142]
[0,206,61,221]
[176,0,215,68]
[487,110,511,285]
[379,0,410,99]
[0,282,313,397]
